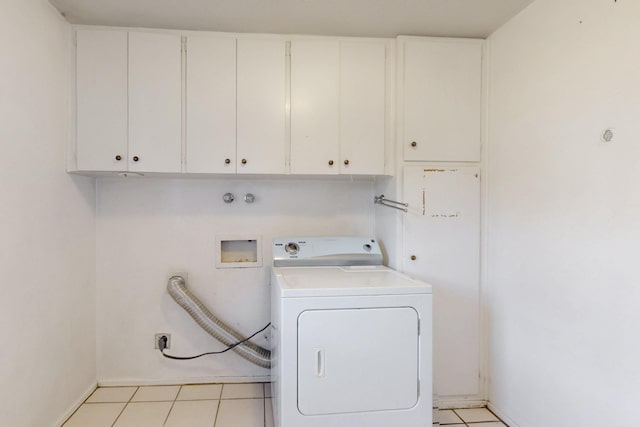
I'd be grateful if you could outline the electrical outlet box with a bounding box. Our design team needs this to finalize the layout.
[155,333,171,349]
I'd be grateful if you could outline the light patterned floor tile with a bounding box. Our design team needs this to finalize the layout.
[131,385,180,402]
[177,384,223,400]
[63,403,126,427]
[221,383,264,399]
[215,398,264,427]
[439,409,465,425]
[164,400,219,427]
[454,407,500,423]
[113,401,173,427]
[86,387,138,403]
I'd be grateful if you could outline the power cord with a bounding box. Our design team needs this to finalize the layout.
[157,323,271,360]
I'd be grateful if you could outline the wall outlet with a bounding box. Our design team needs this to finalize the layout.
[155,333,171,349]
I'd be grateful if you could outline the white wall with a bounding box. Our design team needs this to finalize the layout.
[96,177,375,384]
[486,0,640,425]
[0,1,97,426]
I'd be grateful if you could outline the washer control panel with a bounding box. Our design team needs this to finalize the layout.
[273,237,383,267]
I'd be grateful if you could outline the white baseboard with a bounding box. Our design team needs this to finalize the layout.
[54,381,98,427]
[98,374,271,387]
[487,402,520,427]
[437,398,487,409]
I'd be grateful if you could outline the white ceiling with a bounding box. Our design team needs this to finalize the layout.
[49,0,535,39]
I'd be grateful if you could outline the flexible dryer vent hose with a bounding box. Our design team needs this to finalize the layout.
[167,276,271,369]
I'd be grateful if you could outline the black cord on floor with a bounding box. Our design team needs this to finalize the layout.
[158,323,271,360]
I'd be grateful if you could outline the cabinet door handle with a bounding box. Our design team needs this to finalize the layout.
[411,141,417,147]
[241,159,247,165]
[343,159,349,166]
[224,158,231,165]
[115,155,122,161]
[410,255,417,261]
[132,156,140,162]
[328,160,334,166]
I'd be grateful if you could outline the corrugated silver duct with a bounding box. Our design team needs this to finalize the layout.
[167,275,271,369]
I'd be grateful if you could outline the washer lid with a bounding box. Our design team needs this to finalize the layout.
[273,266,432,297]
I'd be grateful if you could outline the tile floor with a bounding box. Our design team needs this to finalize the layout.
[63,382,508,427]
[437,407,508,426]
[63,383,274,427]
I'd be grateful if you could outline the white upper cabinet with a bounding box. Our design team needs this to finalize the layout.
[290,40,340,175]
[402,38,482,162]
[185,36,237,174]
[339,41,386,174]
[237,38,287,174]
[290,39,387,175]
[128,32,182,173]
[76,30,128,171]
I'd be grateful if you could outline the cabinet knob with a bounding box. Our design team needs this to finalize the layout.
[328,160,334,166]
[410,255,417,261]
[344,159,350,166]
[241,159,247,165]
[115,155,122,161]
[224,158,231,165]
[132,156,140,162]
[411,141,417,148]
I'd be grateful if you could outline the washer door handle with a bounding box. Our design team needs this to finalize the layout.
[316,349,325,377]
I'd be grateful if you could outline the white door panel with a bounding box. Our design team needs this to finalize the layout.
[76,30,128,171]
[403,166,481,397]
[128,32,182,173]
[290,40,340,175]
[185,36,236,173]
[237,39,287,174]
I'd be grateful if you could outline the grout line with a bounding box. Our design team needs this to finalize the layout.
[111,387,140,427]
[212,383,226,427]
[109,386,138,427]
[160,384,183,426]
[263,397,267,427]
[213,396,223,427]
[109,403,128,427]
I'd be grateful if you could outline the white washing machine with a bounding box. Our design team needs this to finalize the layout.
[270,237,432,427]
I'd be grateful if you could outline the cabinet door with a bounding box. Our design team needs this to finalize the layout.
[339,41,386,175]
[290,40,340,175]
[403,39,482,162]
[185,36,236,174]
[403,166,480,398]
[76,30,128,171]
[128,32,182,173]
[237,39,287,174]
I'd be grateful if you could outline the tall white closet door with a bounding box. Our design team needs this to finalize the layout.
[128,32,182,173]
[403,166,481,397]
[339,41,386,175]
[76,30,128,171]
[290,40,340,175]
[237,39,287,174]
[185,36,236,174]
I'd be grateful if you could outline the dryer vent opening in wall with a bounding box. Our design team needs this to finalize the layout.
[216,235,263,268]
